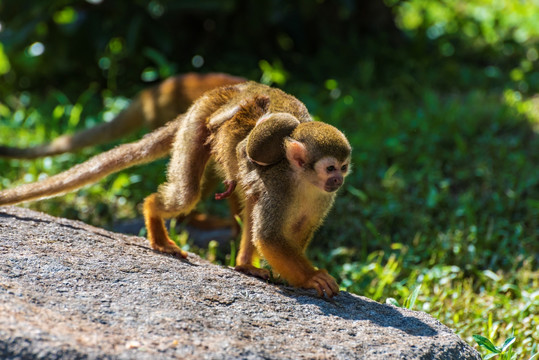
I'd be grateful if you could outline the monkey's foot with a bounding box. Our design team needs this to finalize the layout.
[304,269,340,298]
[215,180,237,200]
[152,241,188,259]
[235,264,270,281]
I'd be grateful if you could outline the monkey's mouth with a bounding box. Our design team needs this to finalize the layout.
[324,176,344,192]
[324,185,341,192]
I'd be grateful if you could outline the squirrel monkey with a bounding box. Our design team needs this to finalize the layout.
[0,82,351,297]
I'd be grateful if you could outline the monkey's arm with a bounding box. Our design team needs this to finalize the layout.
[256,238,339,297]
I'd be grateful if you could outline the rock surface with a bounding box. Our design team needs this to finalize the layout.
[0,206,480,360]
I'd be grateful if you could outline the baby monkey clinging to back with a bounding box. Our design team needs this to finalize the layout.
[0,81,351,297]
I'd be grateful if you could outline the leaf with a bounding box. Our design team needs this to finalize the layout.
[500,337,515,353]
[347,186,368,202]
[386,298,400,307]
[483,269,501,282]
[407,284,421,310]
[111,173,130,193]
[68,104,83,128]
[473,335,501,353]
[0,43,11,75]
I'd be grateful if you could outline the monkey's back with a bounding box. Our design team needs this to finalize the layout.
[206,82,313,186]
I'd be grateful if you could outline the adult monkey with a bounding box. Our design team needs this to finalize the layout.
[0,82,351,297]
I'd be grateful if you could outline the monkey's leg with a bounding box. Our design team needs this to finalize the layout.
[143,193,187,258]
[177,164,240,231]
[143,117,212,258]
[234,199,270,280]
[226,192,242,237]
[235,239,270,280]
[256,240,340,297]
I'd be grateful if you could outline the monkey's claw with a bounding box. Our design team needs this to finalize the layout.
[235,264,271,280]
[305,269,339,298]
[215,180,237,200]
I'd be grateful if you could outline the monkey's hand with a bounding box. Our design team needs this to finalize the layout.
[304,269,340,298]
[235,264,271,280]
[215,180,237,200]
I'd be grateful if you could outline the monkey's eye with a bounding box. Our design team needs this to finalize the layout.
[326,165,336,173]
[341,164,348,172]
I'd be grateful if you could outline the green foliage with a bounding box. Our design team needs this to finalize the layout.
[0,43,11,75]
[0,1,538,358]
[395,0,539,48]
[474,334,538,360]
[474,334,516,359]
[393,0,539,94]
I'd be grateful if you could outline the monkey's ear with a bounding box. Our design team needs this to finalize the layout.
[285,139,308,170]
[246,113,300,165]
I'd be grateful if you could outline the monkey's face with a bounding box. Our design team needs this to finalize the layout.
[311,156,350,193]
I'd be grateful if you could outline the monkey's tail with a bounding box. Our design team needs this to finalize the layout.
[0,99,145,159]
[0,118,180,206]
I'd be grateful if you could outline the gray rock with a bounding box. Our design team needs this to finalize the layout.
[0,206,480,360]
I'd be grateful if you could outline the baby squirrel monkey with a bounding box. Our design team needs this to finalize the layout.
[0,81,351,297]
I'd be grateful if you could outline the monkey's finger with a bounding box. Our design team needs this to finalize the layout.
[312,282,325,297]
[316,274,340,297]
[313,270,339,297]
[312,277,334,298]
[325,277,340,295]
[313,271,339,295]
[305,277,324,297]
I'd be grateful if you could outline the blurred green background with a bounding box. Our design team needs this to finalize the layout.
[0,1,537,358]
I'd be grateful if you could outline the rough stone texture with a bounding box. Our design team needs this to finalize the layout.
[0,206,481,360]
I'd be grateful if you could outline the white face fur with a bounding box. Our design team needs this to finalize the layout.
[285,140,350,193]
[311,156,350,192]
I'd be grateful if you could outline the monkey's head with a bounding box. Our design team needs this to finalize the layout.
[246,117,351,193]
[287,122,351,193]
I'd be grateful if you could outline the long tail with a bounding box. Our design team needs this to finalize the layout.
[0,97,146,159]
[0,118,181,206]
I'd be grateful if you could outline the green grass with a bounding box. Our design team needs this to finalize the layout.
[0,80,537,358]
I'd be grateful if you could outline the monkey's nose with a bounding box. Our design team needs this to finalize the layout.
[325,176,343,192]
[332,176,343,186]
